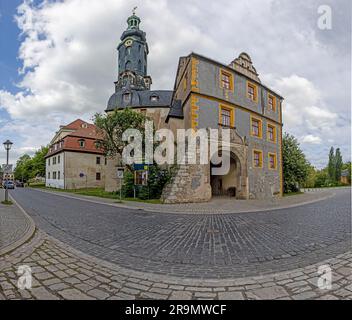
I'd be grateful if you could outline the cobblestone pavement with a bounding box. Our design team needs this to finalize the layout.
[0,230,351,300]
[9,188,351,278]
[0,190,34,255]
[33,187,340,214]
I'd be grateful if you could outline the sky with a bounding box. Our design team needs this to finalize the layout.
[0,0,350,169]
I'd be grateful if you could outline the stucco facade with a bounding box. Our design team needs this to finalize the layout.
[45,119,106,190]
[164,52,284,202]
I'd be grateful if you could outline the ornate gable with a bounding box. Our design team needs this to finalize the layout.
[229,52,261,83]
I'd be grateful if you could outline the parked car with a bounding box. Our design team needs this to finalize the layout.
[3,181,15,189]
[15,181,24,187]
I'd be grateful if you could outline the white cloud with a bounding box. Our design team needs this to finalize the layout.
[0,0,350,169]
[301,135,322,145]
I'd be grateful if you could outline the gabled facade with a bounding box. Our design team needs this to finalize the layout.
[164,52,283,201]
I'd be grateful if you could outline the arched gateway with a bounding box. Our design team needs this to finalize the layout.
[161,128,249,203]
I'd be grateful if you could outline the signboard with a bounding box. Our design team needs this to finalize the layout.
[133,163,149,171]
[134,170,148,186]
[116,167,124,179]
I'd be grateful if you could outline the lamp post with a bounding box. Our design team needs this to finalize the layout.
[3,140,13,202]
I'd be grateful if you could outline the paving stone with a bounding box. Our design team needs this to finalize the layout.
[58,289,94,300]
[248,286,289,300]
[169,291,193,300]
[31,287,59,300]
[292,291,318,300]
[35,272,54,280]
[87,288,110,299]
[218,291,244,300]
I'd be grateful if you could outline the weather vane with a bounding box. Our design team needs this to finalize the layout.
[132,6,137,15]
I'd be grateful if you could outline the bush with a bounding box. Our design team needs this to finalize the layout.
[121,165,174,200]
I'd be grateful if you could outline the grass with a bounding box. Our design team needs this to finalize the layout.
[122,198,162,204]
[283,191,304,197]
[1,200,13,205]
[31,185,161,204]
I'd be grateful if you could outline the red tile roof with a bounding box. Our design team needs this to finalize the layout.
[46,119,104,158]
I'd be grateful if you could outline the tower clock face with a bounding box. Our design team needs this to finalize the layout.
[125,39,133,47]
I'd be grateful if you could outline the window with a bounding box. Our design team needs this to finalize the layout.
[267,124,276,143]
[247,82,258,102]
[150,95,159,102]
[268,153,277,170]
[53,171,57,179]
[48,172,50,179]
[48,159,50,166]
[253,150,263,168]
[58,155,60,164]
[96,172,101,181]
[251,117,262,138]
[219,106,234,127]
[123,93,131,102]
[58,171,61,180]
[105,157,107,166]
[53,157,56,165]
[78,139,85,148]
[220,70,233,90]
[268,93,276,112]
[96,157,101,165]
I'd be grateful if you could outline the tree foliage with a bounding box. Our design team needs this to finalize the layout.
[282,133,310,193]
[94,108,148,158]
[14,146,48,181]
[94,108,174,199]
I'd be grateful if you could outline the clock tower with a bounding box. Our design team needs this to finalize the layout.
[115,9,152,91]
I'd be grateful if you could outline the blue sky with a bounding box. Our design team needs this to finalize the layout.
[0,0,350,168]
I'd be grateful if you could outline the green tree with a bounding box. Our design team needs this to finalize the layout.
[342,161,351,185]
[328,146,335,182]
[14,154,32,181]
[94,108,148,159]
[314,168,330,187]
[94,108,173,200]
[334,148,343,182]
[31,146,49,177]
[302,165,317,188]
[282,133,311,193]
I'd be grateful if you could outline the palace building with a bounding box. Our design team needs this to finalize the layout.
[45,119,106,190]
[104,11,284,203]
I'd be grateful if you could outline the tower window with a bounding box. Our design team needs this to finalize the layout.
[150,95,159,102]
[123,93,131,102]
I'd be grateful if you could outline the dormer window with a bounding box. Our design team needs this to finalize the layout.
[81,123,88,128]
[78,139,85,148]
[150,95,159,102]
[123,93,131,102]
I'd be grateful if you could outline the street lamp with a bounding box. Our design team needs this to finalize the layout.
[3,140,13,202]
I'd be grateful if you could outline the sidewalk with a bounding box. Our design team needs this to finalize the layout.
[0,190,35,256]
[32,187,341,214]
